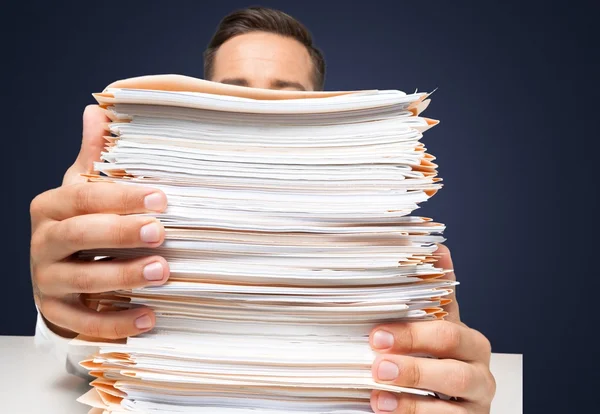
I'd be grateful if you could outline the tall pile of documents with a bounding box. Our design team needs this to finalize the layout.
[75,75,455,414]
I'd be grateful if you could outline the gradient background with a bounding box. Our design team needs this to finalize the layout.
[3,0,597,410]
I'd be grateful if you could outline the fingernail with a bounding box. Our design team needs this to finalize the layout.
[144,192,166,212]
[143,262,164,281]
[377,391,398,412]
[377,360,399,381]
[373,330,394,349]
[135,315,153,330]
[140,222,161,243]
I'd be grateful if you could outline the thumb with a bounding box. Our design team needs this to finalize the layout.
[63,105,108,186]
[434,243,462,324]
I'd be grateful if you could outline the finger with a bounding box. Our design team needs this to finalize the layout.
[63,105,109,186]
[32,182,166,221]
[40,297,155,340]
[435,244,460,323]
[370,320,492,363]
[370,390,479,414]
[43,214,165,260]
[39,256,169,296]
[372,354,489,402]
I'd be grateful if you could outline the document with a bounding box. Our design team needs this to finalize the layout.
[74,74,454,413]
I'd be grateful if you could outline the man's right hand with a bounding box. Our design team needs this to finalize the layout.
[29,105,170,339]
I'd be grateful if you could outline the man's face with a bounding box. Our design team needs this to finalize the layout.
[210,32,315,91]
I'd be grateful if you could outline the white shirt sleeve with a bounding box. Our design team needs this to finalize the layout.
[34,309,96,379]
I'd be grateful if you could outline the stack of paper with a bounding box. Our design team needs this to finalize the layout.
[75,75,456,414]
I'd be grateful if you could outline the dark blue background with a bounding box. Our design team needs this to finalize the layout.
[3,1,598,410]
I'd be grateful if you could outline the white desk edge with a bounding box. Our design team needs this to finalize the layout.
[0,336,522,414]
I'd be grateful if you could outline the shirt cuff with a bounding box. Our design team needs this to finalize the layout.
[34,308,95,379]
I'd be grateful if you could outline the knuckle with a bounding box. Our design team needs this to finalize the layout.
[61,220,86,246]
[485,370,497,400]
[477,331,493,355]
[73,183,92,214]
[447,363,472,396]
[70,267,93,293]
[405,359,423,389]
[111,322,126,339]
[393,323,415,352]
[32,264,49,290]
[435,322,461,353]
[396,395,418,414]
[29,193,45,218]
[117,263,138,288]
[109,218,133,246]
[119,189,140,214]
[82,317,102,338]
[30,229,47,261]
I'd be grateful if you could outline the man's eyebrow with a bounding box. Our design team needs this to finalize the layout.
[271,79,307,91]
[219,78,250,87]
[218,78,308,91]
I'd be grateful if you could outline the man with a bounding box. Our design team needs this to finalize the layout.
[30,6,496,414]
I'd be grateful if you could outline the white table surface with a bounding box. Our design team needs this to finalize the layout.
[0,336,522,413]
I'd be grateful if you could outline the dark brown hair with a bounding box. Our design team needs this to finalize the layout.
[203,6,326,90]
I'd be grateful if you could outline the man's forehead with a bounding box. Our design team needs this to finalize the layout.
[216,32,310,58]
[211,32,314,91]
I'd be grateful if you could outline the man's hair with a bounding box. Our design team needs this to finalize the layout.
[203,6,326,90]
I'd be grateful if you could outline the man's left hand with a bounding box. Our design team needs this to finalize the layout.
[369,244,496,413]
